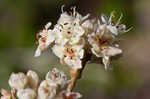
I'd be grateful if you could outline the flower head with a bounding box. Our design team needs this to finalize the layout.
[87,12,130,69]
[34,4,131,73]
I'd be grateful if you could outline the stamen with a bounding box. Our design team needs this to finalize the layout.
[61,5,65,13]
[116,13,123,25]
[108,11,115,24]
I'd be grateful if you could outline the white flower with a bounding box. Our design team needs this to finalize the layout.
[101,46,122,56]
[88,22,123,69]
[52,44,84,70]
[38,80,57,99]
[34,22,56,57]
[62,45,84,70]
[27,70,39,90]
[55,7,88,46]
[87,12,130,69]
[17,88,36,99]
[46,68,67,88]
[9,72,28,90]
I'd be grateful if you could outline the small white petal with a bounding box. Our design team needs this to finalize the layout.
[91,48,102,58]
[73,25,85,36]
[101,14,108,24]
[52,45,65,59]
[34,47,41,57]
[107,25,118,35]
[45,22,52,29]
[102,46,122,56]
[102,56,110,70]
[82,19,93,30]
[46,30,55,45]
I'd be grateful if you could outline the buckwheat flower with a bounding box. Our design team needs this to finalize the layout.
[38,80,57,99]
[34,22,55,57]
[27,70,39,90]
[55,7,89,45]
[63,44,84,70]
[46,68,68,88]
[9,72,28,90]
[64,46,84,70]
[88,30,122,69]
[17,88,36,99]
[56,19,85,46]
[52,44,84,70]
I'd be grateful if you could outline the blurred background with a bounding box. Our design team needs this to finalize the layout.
[0,0,150,99]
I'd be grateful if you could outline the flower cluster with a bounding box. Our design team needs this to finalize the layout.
[1,68,82,99]
[35,6,130,70]
[1,6,131,99]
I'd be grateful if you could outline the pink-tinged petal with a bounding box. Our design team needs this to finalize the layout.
[61,91,82,99]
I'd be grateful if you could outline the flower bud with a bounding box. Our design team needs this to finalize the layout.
[8,72,28,90]
[27,70,39,90]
